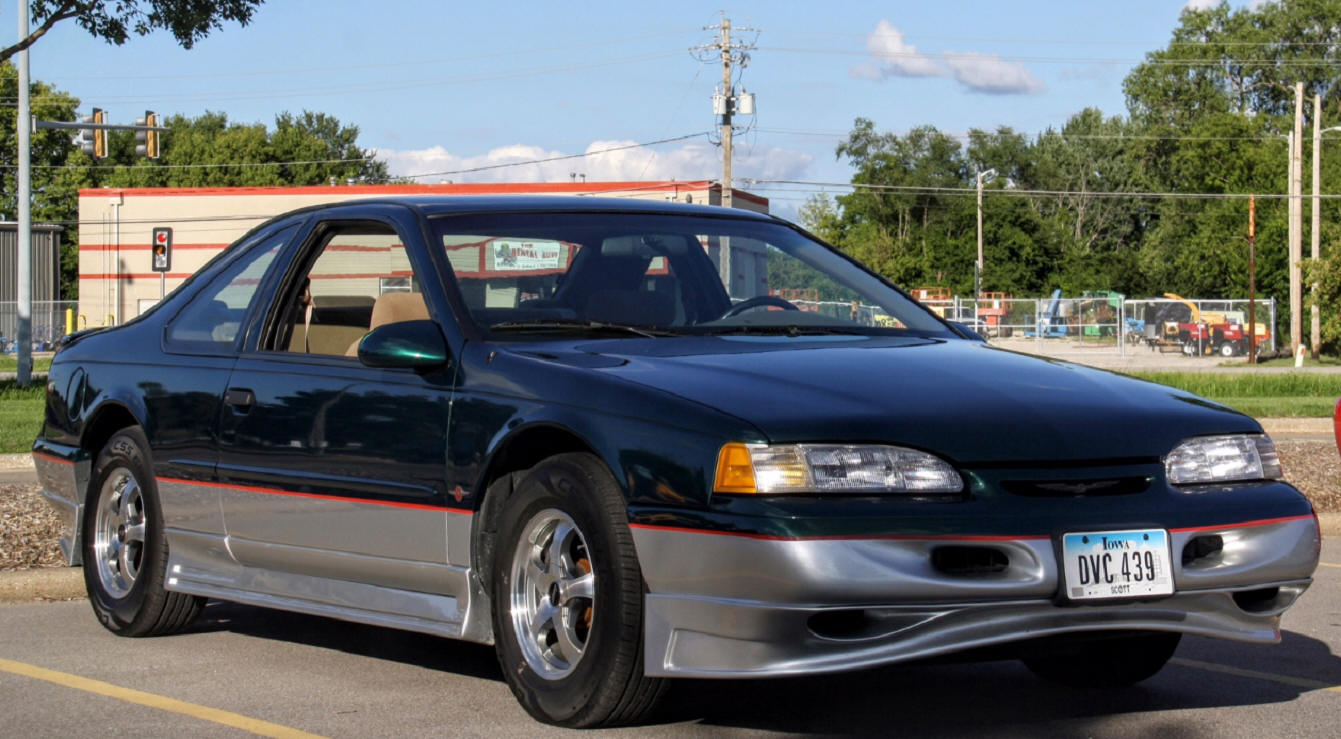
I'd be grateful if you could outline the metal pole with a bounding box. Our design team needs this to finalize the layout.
[720,17,733,211]
[1310,94,1322,360]
[976,172,984,305]
[16,5,32,386]
[1289,82,1303,355]
[1248,194,1257,364]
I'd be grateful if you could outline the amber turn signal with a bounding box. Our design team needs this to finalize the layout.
[714,443,758,494]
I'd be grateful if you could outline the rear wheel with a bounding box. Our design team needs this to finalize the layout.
[83,428,203,636]
[491,453,665,727]
[1022,631,1180,688]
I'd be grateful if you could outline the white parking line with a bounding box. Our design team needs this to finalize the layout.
[1172,657,1341,694]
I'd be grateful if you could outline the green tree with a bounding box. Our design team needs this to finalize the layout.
[1,62,86,298]
[3,0,264,64]
[1304,247,1341,354]
[94,109,391,188]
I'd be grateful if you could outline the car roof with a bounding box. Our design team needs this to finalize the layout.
[294,195,783,222]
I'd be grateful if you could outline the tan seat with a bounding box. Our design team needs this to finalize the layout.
[346,292,429,356]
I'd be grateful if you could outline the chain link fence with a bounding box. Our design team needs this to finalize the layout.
[0,301,80,352]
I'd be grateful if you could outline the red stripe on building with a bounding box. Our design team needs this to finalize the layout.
[75,181,768,207]
[80,243,231,252]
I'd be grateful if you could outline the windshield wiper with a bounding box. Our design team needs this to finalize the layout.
[489,319,681,338]
[703,324,870,337]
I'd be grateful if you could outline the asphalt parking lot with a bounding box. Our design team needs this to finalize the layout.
[1,542,1339,737]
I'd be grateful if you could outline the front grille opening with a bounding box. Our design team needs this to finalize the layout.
[807,609,875,639]
[1000,476,1150,498]
[1233,586,1282,613]
[1181,534,1224,567]
[931,545,1009,576]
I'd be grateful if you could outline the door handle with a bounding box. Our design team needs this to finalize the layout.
[225,388,255,410]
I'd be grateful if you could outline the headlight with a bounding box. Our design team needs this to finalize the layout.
[714,443,963,494]
[1164,434,1282,485]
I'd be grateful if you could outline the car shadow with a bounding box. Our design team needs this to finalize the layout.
[653,631,1341,734]
[184,602,1341,734]
[187,599,503,682]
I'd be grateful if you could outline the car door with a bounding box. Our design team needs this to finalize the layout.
[154,221,298,552]
[216,203,464,598]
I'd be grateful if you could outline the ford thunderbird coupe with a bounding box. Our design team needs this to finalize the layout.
[34,197,1318,727]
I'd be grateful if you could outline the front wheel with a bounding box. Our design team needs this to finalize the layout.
[491,454,665,727]
[1022,631,1180,688]
[83,427,203,637]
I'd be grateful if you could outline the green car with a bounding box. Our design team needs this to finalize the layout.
[34,197,1318,727]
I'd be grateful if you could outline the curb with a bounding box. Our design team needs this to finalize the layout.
[0,568,83,604]
[0,453,34,471]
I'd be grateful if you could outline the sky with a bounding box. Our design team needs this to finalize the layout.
[8,1,1242,218]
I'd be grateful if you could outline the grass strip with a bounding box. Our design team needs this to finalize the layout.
[1128,372,1341,400]
[0,357,52,373]
[0,381,45,454]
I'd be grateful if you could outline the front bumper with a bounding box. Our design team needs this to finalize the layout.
[630,514,1319,678]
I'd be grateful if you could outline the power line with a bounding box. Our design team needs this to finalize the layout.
[396,133,709,179]
[761,44,1341,68]
[747,179,1340,201]
[2,156,377,171]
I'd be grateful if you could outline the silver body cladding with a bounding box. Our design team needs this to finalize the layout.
[630,518,1319,677]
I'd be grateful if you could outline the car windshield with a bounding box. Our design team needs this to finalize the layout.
[430,211,953,339]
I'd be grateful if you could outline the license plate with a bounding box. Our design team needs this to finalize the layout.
[1061,529,1174,600]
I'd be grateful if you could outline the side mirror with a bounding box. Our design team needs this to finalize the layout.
[357,320,450,369]
[949,321,988,343]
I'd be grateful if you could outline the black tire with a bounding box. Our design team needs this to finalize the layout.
[1022,631,1181,688]
[82,427,203,637]
[490,453,666,728]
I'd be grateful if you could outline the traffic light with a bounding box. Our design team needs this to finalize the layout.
[135,110,160,159]
[151,227,172,273]
[79,108,107,159]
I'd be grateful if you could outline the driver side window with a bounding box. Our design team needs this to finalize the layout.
[266,223,428,357]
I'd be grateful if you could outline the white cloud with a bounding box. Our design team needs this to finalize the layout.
[944,52,1046,95]
[850,19,945,80]
[375,140,812,184]
[1184,0,1216,10]
[852,19,1044,96]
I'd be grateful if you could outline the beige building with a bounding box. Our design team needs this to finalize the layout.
[76,181,768,328]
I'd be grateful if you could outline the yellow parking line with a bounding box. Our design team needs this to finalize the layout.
[1172,657,1341,694]
[1318,562,1341,569]
[0,657,326,738]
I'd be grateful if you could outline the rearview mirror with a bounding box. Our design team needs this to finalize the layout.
[357,320,450,369]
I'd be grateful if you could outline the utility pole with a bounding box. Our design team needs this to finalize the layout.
[1289,81,1303,356]
[15,4,32,387]
[1310,94,1322,360]
[1248,194,1257,365]
[720,17,733,210]
[697,15,756,210]
[975,169,996,305]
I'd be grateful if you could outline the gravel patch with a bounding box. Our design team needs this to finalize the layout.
[1276,440,1341,513]
[1,483,65,571]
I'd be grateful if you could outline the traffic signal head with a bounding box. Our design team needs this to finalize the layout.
[80,108,108,159]
[135,110,160,159]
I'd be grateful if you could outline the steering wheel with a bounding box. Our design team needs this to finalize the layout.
[721,295,801,318]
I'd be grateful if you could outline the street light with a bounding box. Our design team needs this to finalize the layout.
[975,168,997,304]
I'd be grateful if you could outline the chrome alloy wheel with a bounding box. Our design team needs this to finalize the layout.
[508,509,595,679]
[93,466,146,599]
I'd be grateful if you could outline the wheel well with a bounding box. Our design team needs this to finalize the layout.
[81,404,140,471]
[472,426,600,591]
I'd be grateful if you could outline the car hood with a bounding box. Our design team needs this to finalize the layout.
[513,335,1258,464]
